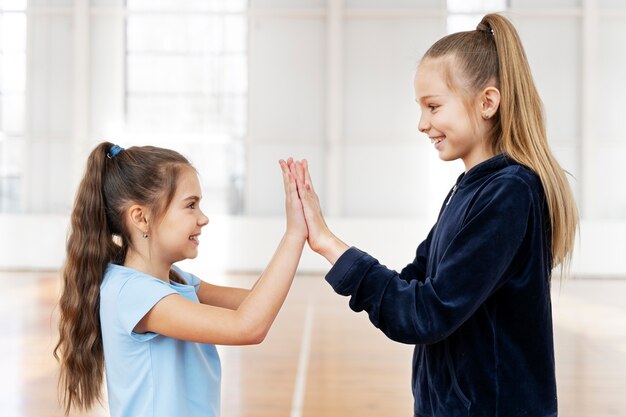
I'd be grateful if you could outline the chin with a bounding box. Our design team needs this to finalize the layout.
[438,152,461,162]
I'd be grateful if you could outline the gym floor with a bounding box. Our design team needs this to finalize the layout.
[2,271,624,417]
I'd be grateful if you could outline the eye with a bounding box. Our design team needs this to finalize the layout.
[428,104,439,112]
[187,202,196,209]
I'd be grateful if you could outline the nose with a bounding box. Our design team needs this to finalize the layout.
[198,210,209,227]
[418,111,429,134]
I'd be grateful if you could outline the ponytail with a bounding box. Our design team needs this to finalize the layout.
[481,14,578,273]
[54,141,192,414]
[54,142,116,414]
[421,13,579,274]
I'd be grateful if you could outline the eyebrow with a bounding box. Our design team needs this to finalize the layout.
[416,95,442,103]
[182,195,201,202]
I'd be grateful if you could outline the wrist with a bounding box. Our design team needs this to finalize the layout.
[316,234,349,265]
[283,231,307,246]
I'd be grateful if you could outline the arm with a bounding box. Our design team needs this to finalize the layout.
[197,281,250,310]
[398,227,434,284]
[135,159,307,345]
[292,159,430,283]
[198,160,434,310]
[325,177,533,345]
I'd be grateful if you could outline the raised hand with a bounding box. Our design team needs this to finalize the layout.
[289,159,349,265]
[279,158,308,241]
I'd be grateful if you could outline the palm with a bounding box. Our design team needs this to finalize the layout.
[288,160,329,252]
[279,159,307,239]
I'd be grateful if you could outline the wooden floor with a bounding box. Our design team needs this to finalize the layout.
[1,271,625,417]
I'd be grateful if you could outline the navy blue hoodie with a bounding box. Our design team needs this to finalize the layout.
[326,154,556,417]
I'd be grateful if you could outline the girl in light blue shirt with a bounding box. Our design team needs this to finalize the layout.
[55,142,306,417]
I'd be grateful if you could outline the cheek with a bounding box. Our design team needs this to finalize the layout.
[431,114,448,131]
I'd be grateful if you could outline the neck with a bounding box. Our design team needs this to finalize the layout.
[463,146,495,172]
[124,249,171,282]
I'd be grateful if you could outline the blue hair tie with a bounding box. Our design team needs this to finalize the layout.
[107,145,124,159]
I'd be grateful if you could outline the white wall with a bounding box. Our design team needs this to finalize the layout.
[1,215,625,278]
[1,0,625,275]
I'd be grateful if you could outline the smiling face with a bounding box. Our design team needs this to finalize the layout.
[149,167,209,265]
[415,57,495,171]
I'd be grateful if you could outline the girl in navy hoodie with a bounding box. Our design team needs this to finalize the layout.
[288,13,578,417]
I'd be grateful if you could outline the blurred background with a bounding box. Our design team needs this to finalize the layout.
[0,0,625,275]
[0,1,625,416]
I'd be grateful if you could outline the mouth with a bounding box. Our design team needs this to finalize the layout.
[189,234,201,245]
[430,136,445,146]
[430,136,445,144]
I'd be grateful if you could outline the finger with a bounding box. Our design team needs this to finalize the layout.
[289,160,300,180]
[289,160,298,184]
[302,159,314,192]
[287,157,296,176]
[292,162,307,197]
[296,161,306,185]
[279,159,288,179]
[279,159,297,195]
[279,159,294,181]
[293,161,300,180]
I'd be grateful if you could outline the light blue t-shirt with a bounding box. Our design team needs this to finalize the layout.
[100,264,221,417]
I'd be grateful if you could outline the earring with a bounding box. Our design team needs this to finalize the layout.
[143,233,148,239]
[482,113,491,119]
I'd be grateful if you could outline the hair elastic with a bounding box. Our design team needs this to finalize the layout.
[107,145,124,159]
[476,22,493,35]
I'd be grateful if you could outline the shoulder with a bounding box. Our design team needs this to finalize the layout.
[488,164,544,203]
[103,264,156,285]
[468,164,543,218]
[101,264,176,297]
[102,264,137,292]
[499,163,541,187]
[171,264,202,290]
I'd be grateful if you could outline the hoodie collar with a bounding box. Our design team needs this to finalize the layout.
[455,154,518,188]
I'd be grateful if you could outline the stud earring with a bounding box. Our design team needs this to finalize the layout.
[143,233,148,239]
[482,113,491,120]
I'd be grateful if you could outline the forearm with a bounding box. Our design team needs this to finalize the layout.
[325,248,434,344]
[198,285,250,310]
[236,233,305,339]
[316,233,350,265]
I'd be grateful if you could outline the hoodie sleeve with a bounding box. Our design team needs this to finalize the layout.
[396,226,434,284]
[325,176,533,344]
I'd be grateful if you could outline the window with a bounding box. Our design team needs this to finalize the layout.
[0,0,27,212]
[447,0,508,33]
[124,0,248,214]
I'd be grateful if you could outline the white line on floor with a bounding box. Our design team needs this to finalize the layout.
[290,301,315,417]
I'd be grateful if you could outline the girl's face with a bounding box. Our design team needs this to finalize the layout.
[415,58,494,171]
[150,167,209,265]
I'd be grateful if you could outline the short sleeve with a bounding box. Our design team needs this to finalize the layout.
[172,265,201,292]
[116,276,178,342]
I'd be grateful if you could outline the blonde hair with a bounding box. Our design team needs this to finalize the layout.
[422,13,578,273]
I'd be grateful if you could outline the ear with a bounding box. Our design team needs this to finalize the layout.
[127,204,150,235]
[480,86,501,120]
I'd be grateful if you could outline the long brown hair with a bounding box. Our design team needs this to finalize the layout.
[53,142,192,414]
[421,13,578,272]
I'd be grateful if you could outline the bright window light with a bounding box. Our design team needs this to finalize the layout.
[447,0,507,34]
[125,1,248,215]
[0,5,27,213]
